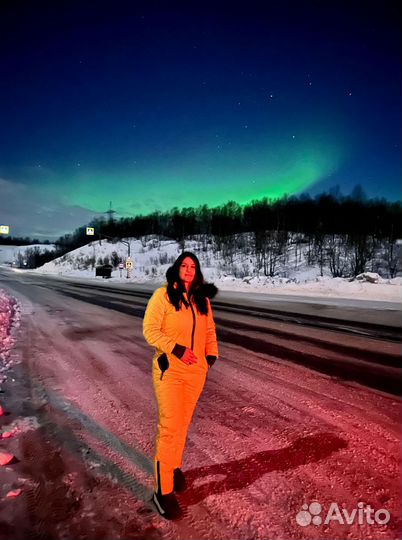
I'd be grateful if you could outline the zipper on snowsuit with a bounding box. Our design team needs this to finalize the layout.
[189,300,196,351]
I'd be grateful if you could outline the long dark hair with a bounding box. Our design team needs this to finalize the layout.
[166,251,217,314]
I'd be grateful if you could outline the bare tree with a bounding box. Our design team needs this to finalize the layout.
[16,251,25,268]
[326,235,349,277]
[348,234,374,276]
[111,251,121,269]
[253,230,287,277]
[313,226,326,277]
[384,240,402,278]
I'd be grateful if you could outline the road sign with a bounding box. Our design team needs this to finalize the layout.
[0,225,10,234]
[86,227,95,235]
[125,257,133,269]
[118,263,124,269]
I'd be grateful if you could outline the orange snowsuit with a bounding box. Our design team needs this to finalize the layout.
[143,285,218,494]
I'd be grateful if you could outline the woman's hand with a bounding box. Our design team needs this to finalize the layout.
[181,348,198,365]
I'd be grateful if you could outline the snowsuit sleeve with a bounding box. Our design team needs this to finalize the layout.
[205,298,218,360]
[143,288,184,356]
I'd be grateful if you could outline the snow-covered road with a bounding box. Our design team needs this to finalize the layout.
[0,274,401,539]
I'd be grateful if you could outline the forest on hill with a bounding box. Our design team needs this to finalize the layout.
[4,190,402,278]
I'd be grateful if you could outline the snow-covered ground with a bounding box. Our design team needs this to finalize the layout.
[2,237,401,303]
[0,289,21,380]
[0,272,400,539]
[0,240,400,538]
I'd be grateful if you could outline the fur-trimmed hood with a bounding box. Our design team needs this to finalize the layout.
[200,282,218,299]
[164,279,218,314]
[166,280,218,299]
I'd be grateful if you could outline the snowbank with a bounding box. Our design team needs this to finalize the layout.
[216,275,402,302]
[0,290,20,379]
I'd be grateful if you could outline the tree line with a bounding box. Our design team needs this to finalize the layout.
[6,188,402,277]
[55,189,401,250]
[0,236,52,246]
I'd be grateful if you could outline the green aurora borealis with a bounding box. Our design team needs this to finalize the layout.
[61,132,346,215]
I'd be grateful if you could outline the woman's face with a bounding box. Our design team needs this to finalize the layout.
[179,257,196,286]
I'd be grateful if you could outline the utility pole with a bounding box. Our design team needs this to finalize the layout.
[105,201,116,224]
[98,202,117,244]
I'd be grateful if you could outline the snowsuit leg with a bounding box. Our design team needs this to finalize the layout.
[153,359,206,494]
[173,370,206,469]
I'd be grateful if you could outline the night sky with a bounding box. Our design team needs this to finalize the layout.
[0,0,400,240]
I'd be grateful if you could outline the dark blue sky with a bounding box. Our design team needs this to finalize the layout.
[0,0,400,239]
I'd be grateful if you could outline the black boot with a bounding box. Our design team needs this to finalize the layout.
[152,491,182,520]
[173,468,187,493]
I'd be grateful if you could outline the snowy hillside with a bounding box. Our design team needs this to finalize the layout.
[21,235,402,303]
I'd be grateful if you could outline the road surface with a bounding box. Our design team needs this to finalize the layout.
[0,268,401,539]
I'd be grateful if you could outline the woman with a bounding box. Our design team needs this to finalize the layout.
[143,251,219,519]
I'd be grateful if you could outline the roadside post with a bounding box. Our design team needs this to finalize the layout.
[118,262,124,277]
[125,256,133,279]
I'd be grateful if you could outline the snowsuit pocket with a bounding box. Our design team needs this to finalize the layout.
[157,353,169,380]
